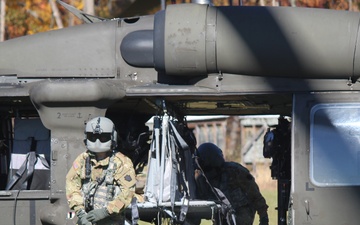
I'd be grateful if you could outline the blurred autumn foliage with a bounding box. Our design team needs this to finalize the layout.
[3,0,137,40]
[5,0,81,39]
[2,0,360,40]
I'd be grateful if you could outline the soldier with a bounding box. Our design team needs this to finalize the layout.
[66,116,137,225]
[195,142,269,225]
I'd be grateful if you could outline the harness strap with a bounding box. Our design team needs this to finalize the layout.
[6,151,49,190]
[179,195,190,223]
[38,154,50,169]
[83,153,117,211]
[169,134,178,213]
[22,151,36,189]
[6,153,30,190]
[169,121,199,224]
[131,197,139,225]
[169,121,196,197]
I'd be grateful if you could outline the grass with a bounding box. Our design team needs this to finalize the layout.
[254,189,277,225]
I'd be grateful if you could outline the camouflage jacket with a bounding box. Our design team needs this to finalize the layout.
[196,161,268,219]
[66,151,136,215]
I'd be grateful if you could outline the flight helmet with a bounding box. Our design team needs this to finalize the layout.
[85,117,117,153]
[196,142,225,171]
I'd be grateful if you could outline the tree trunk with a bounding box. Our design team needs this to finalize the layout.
[84,0,95,15]
[225,116,241,162]
[49,0,63,29]
[0,0,5,42]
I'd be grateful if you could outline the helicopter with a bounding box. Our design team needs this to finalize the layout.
[0,0,360,224]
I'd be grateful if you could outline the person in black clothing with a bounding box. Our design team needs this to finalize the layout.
[195,142,269,225]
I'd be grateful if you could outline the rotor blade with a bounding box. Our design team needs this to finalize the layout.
[56,0,106,23]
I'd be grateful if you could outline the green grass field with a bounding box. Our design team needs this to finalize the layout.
[254,190,277,225]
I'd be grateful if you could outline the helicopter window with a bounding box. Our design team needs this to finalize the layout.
[310,103,360,187]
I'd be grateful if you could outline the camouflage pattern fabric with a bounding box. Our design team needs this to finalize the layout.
[66,151,136,224]
[196,161,268,225]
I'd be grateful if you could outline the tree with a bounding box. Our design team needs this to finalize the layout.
[0,0,5,41]
[3,0,360,41]
[49,0,63,29]
[6,0,54,39]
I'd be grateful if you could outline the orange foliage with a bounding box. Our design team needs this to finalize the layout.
[3,0,360,40]
[5,0,83,39]
[6,0,52,38]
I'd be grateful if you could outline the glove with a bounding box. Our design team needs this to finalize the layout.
[259,215,269,225]
[86,208,110,223]
[76,210,92,225]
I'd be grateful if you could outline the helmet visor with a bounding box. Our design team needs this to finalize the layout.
[86,132,112,143]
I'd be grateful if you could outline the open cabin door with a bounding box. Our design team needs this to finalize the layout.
[130,101,223,225]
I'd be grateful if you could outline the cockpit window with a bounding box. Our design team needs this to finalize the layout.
[310,103,360,187]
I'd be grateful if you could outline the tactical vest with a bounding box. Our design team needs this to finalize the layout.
[82,154,120,211]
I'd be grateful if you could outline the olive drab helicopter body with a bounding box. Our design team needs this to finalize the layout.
[0,0,360,224]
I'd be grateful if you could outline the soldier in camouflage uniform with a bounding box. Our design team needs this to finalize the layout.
[195,143,269,225]
[66,117,136,225]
